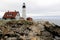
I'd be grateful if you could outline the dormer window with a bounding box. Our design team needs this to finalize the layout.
[7,14,13,16]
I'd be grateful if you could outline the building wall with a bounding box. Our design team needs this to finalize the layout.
[15,13,20,20]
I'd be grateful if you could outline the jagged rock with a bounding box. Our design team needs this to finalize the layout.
[0,20,60,40]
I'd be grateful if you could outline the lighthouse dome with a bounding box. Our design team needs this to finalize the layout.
[22,3,26,8]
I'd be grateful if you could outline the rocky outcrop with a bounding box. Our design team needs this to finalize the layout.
[0,20,60,40]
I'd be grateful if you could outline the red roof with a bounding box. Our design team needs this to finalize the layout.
[3,11,19,19]
[26,17,33,21]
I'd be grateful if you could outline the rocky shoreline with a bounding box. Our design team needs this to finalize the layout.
[0,20,60,40]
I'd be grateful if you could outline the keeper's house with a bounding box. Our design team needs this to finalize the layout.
[3,11,20,20]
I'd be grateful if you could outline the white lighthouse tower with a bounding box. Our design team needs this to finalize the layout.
[22,3,26,19]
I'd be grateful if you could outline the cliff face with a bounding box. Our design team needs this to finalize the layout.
[0,20,60,40]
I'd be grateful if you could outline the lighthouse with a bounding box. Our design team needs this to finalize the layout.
[22,3,26,19]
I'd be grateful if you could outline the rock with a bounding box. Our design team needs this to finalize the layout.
[31,37,37,40]
[0,20,60,40]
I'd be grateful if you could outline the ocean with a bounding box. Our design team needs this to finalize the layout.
[32,16,60,26]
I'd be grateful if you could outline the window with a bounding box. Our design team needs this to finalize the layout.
[7,14,13,16]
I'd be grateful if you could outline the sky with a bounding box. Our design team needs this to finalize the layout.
[0,0,60,18]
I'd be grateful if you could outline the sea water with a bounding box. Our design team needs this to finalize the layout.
[32,16,60,26]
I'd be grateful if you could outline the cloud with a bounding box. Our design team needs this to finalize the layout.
[0,0,60,18]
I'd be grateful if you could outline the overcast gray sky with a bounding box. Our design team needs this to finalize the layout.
[0,0,60,17]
